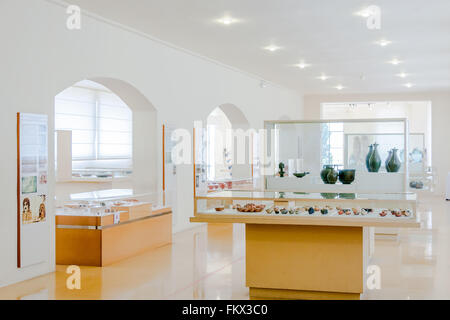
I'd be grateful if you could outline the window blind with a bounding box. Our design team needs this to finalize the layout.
[55,85,132,162]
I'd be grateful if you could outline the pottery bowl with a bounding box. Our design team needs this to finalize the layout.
[338,169,356,185]
[293,172,309,178]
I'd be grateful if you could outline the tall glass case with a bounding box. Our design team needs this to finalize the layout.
[264,119,408,175]
[263,119,410,194]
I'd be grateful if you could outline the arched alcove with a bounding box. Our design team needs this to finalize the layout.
[205,103,252,185]
[54,78,158,200]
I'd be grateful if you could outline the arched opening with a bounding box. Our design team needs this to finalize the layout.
[205,104,254,190]
[54,78,158,200]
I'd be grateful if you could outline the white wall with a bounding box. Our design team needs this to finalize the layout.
[303,91,450,195]
[0,0,302,287]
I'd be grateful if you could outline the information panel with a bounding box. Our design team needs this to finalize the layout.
[17,113,48,268]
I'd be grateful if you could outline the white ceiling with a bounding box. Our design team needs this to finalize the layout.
[68,0,450,95]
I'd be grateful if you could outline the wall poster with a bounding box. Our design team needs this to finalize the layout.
[17,113,48,268]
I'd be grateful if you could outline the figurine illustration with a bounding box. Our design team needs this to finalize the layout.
[22,198,32,223]
[39,203,46,221]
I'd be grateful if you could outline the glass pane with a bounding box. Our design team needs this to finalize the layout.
[330,148,344,165]
[98,144,132,159]
[329,122,344,131]
[72,143,95,159]
[99,131,132,145]
[99,118,132,132]
[330,132,344,148]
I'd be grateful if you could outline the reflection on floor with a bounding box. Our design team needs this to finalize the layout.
[1,195,449,300]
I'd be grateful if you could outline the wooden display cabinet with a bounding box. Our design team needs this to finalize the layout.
[56,206,172,267]
[191,190,419,299]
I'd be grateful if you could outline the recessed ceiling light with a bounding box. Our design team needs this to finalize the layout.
[375,39,392,47]
[388,58,402,65]
[264,45,281,52]
[216,16,238,25]
[295,61,310,69]
[396,72,409,78]
[404,83,413,88]
[317,74,330,81]
[335,85,345,90]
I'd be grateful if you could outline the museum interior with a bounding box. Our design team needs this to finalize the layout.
[0,0,449,300]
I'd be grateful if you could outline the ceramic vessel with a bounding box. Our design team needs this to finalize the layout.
[385,150,393,170]
[320,165,334,184]
[386,148,401,172]
[365,144,373,171]
[338,169,356,184]
[368,143,381,172]
[293,172,309,178]
[326,168,338,184]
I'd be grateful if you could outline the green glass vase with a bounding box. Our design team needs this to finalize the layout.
[365,144,373,172]
[386,148,401,172]
[368,143,381,172]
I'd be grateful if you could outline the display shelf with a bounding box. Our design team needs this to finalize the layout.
[193,190,418,228]
[197,190,417,202]
[266,172,406,193]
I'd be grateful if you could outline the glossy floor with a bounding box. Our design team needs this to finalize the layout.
[0,195,449,300]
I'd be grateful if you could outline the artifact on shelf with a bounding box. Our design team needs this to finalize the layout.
[293,172,310,178]
[327,168,338,184]
[379,210,388,217]
[410,180,424,189]
[235,203,266,213]
[215,206,225,212]
[367,143,382,172]
[278,162,286,177]
[385,150,393,170]
[365,144,374,170]
[320,165,335,184]
[338,169,356,185]
[386,148,401,172]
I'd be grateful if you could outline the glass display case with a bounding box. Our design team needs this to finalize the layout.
[55,189,170,223]
[55,189,173,266]
[194,190,417,226]
[263,119,409,194]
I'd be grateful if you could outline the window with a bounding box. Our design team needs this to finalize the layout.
[55,81,132,168]
[321,123,344,169]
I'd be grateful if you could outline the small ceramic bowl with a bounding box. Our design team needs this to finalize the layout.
[338,169,356,185]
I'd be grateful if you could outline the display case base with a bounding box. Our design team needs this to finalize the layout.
[249,288,360,300]
[245,224,368,300]
[56,208,172,266]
